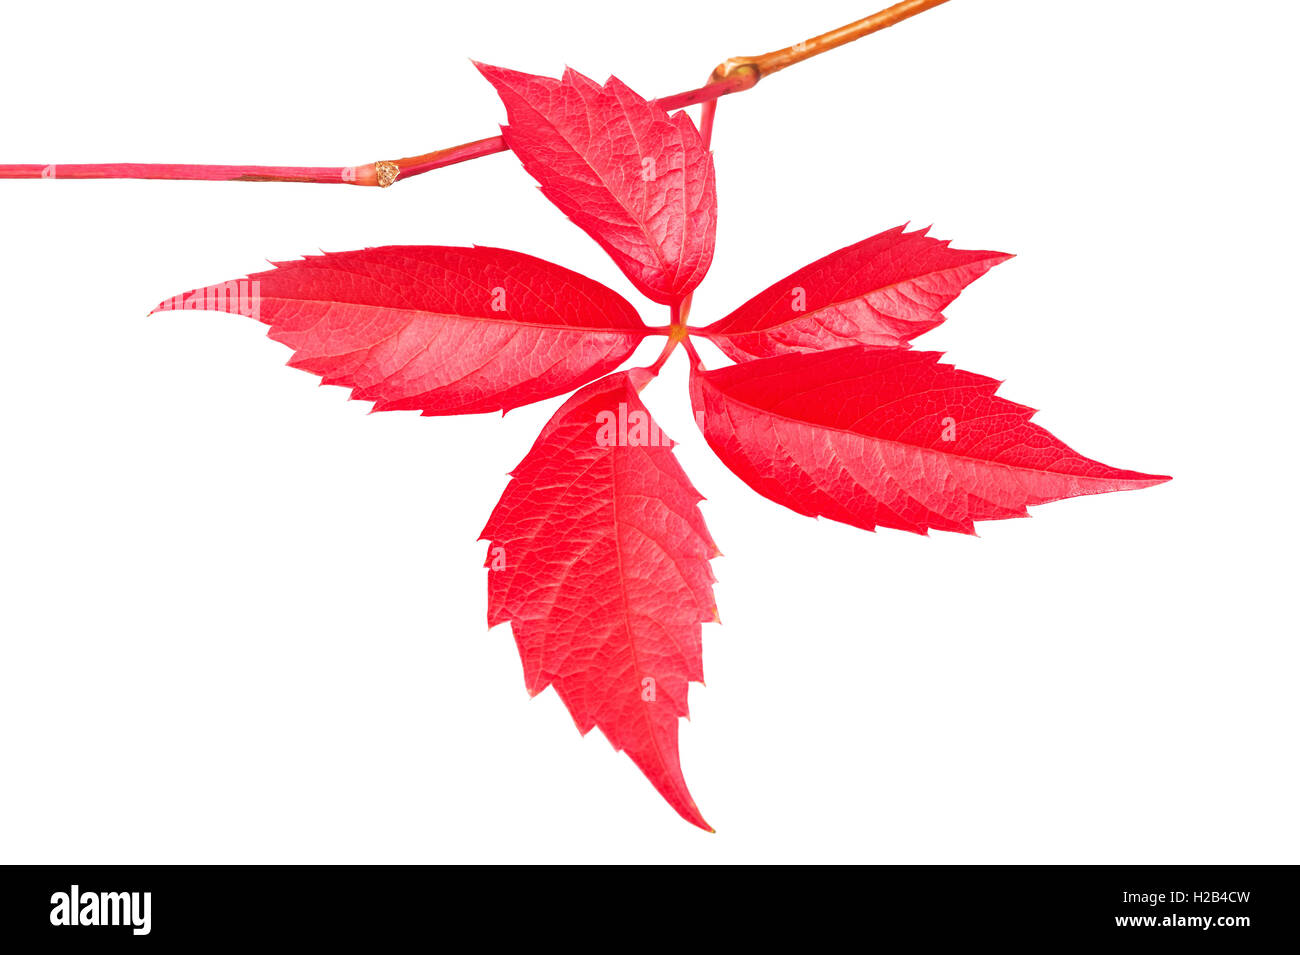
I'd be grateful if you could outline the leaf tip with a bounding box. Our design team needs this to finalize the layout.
[687,806,714,833]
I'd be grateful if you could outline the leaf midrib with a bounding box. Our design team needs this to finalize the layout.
[705,377,1137,482]
[258,295,647,335]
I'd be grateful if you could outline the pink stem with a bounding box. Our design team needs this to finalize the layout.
[645,337,677,376]
[2,2,951,188]
[389,136,509,182]
[668,89,718,339]
[0,72,759,187]
[0,162,367,185]
[681,334,705,371]
[391,74,754,183]
[698,99,719,152]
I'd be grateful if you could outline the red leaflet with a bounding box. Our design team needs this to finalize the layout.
[482,371,719,829]
[691,346,1170,536]
[153,246,648,415]
[476,63,717,306]
[702,226,1012,360]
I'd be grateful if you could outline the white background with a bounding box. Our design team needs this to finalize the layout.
[2,0,1295,864]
